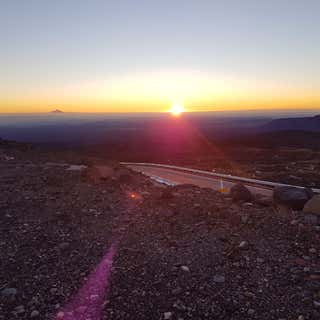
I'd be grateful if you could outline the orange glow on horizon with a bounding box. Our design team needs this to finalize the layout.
[1,69,320,114]
[1,98,320,113]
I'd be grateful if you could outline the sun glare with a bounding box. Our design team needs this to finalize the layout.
[170,103,185,116]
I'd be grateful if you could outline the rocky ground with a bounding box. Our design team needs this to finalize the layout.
[233,147,320,188]
[175,147,320,189]
[1,142,320,319]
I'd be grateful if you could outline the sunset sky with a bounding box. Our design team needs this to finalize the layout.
[1,0,319,113]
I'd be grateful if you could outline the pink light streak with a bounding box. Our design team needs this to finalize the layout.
[54,242,117,320]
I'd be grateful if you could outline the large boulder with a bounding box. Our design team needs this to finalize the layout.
[303,195,320,215]
[273,186,313,210]
[230,183,253,202]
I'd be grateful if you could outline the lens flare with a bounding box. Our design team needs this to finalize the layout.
[54,242,117,320]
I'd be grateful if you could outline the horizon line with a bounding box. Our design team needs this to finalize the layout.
[1,107,320,115]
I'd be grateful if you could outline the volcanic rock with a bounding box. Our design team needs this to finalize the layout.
[303,195,320,215]
[213,275,225,283]
[230,183,253,202]
[273,186,312,210]
[1,287,17,297]
[30,310,40,318]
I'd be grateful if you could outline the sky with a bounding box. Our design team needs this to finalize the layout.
[1,0,319,113]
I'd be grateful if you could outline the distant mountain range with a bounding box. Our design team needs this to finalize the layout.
[1,113,320,151]
[262,115,320,132]
[50,109,64,113]
[230,130,320,149]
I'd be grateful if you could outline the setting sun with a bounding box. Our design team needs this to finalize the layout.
[170,103,185,116]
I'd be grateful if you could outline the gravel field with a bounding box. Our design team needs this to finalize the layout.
[1,144,320,319]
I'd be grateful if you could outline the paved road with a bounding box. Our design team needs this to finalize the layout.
[127,164,273,197]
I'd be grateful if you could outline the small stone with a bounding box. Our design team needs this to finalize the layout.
[1,287,17,297]
[15,305,25,314]
[248,309,255,315]
[241,215,249,223]
[298,315,305,320]
[164,311,173,319]
[59,242,69,250]
[28,296,40,306]
[181,265,190,272]
[243,202,253,207]
[239,241,248,249]
[76,306,87,313]
[173,300,186,310]
[309,248,317,254]
[213,275,225,283]
[57,311,64,319]
[30,310,40,318]
[304,214,318,225]
[50,287,58,295]
[171,287,182,295]
[244,291,256,298]
[314,300,320,308]
[66,164,87,171]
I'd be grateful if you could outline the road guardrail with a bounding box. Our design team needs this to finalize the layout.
[120,162,320,194]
